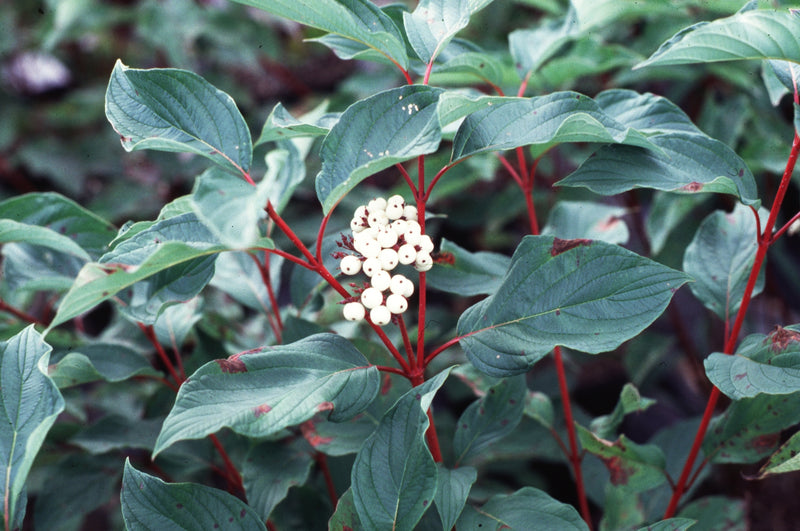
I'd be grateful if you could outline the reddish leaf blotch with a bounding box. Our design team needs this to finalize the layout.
[550,237,592,256]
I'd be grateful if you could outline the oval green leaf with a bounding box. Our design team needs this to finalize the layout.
[434,465,477,531]
[0,326,65,531]
[316,85,443,213]
[456,486,588,530]
[558,132,759,207]
[425,238,511,296]
[450,91,654,163]
[121,459,266,531]
[637,9,800,69]
[351,367,453,531]
[153,334,380,456]
[105,60,252,179]
[705,325,800,399]
[457,236,689,376]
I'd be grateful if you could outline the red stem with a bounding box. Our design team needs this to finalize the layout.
[497,154,525,188]
[0,298,44,325]
[664,132,800,518]
[315,452,338,507]
[249,252,283,343]
[397,315,416,370]
[772,210,800,242]
[209,433,244,495]
[264,248,316,271]
[396,163,418,197]
[138,323,182,384]
[554,346,593,529]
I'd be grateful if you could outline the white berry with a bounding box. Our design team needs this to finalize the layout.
[379,248,399,271]
[343,302,366,321]
[362,257,381,276]
[371,270,391,291]
[405,221,421,237]
[391,220,408,236]
[415,252,433,272]
[361,287,383,309]
[340,255,361,275]
[359,239,380,259]
[385,293,408,314]
[387,194,405,207]
[397,244,417,265]
[403,230,421,246]
[350,217,366,232]
[368,197,387,212]
[368,211,388,228]
[354,205,367,218]
[376,227,398,248]
[370,305,392,326]
[403,205,418,221]
[390,274,414,297]
[419,235,434,253]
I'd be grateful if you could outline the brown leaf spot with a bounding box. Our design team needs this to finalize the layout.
[550,237,591,256]
[746,433,780,451]
[681,181,704,192]
[433,251,455,265]
[380,373,393,395]
[601,455,635,486]
[253,404,272,417]
[216,356,247,374]
[316,401,334,413]
[300,420,334,447]
[767,326,800,352]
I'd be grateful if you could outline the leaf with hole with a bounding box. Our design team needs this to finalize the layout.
[153,334,380,456]
[457,236,689,376]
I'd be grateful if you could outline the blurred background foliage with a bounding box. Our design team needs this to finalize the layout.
[2,0,800,529]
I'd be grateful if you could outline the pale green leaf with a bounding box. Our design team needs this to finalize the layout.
[404,0,494,65]
[154,334,379,456]
[590,383,655,440]
[0,219,90,261]
[230,0,408,69]
[676,496,744,531]
[541,201,629,245]
[425,238,510,296]
[243,440,313,520]
[509,6,579,78]
[255,101,338,146]
[434,465,476,531]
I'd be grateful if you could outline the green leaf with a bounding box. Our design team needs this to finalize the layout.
[351,367,453,531]
[594,89,701,136]
[230,0,408,69]
[637,9,800,69]
[457,236,689,376]
[425,238,510,296]
[541,200,629,245]
[33,454,120,531]
[328,488,363,530]
[105,60,252,178]
[590,383,655,440]
[261,141,308,215]
[703,392,800,464]
[45,213,241,331]
[316,85,443,214]
[0,192,116,259]
[432,50,506,88]
[646,192,709,256]
[571,0,678,31]
[255,101,338,146]
[70,415,162,454]
[243,439,313,521]
[434,465,476,531]
[676,496,744,531]
[120,459,267,530]
[509,6,579,78]
[577,425,667,492]
[403,0,494,65]
[705,325,800,399]
[635,518,697,531]
[190,167,270,249]
[0,326,65,530]
[601,486,645,530]
[456,486,588,530]
[756,429,800,478]
[0,219,90,260]
[683,204,763,321]
[154,334,379,456]
[453,375,526,465]
[558,132,759,207]
[451,92,654,163]
[49,343,160,388]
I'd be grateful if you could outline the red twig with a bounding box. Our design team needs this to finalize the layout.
[0,298,44,326]
[496,153,525,187]
[314,452,338,507]
[554,346,593,529]
[209,434,245,496]
[397,315,416,369]
[663,132,800,518]
[396,163,418,197]
[138,323,182,385]
[771,210,800,242]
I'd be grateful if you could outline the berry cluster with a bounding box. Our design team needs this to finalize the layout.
[339,195,434,326]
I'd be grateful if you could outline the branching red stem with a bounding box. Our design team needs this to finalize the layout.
[664,131,800,518]
[396,163,418,197]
